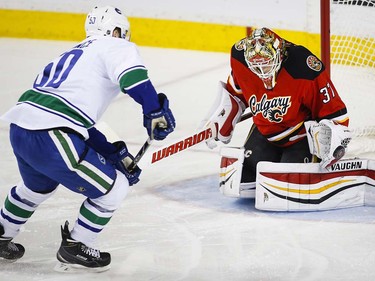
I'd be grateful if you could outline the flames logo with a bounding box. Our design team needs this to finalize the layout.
[267,109,283,122]
[306,55,322,71]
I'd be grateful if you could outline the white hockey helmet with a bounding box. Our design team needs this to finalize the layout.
[244,28,284,89]
[85,6,131,40]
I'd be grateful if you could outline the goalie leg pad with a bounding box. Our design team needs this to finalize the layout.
[366,160,375,206]
[219,147,255,198]
[219,147,244,197]
[255,159,375,211]
[239,182,256,198]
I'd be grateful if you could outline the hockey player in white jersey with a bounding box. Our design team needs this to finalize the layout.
[0,6,175,271]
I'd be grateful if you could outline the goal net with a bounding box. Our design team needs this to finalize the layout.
[322,0,375,157]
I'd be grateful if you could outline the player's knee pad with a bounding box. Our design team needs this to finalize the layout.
[219,146,255,198]
[0,181,57,237]
[16,180,57,205]
[90,170,130,211]
[70,171,129,246]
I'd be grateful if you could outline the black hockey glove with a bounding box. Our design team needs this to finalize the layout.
[108,141,142,186]
[143,93,176,140]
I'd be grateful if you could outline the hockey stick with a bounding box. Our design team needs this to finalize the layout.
[127,122,168,171]
[238,111,253,122]
[127,137,152,171]
[129,111,253,169]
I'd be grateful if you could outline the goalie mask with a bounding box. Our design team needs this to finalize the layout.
[244,28,285,89]
[85,6,131,40]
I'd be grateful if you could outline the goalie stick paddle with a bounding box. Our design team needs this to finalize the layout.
[129,111,253,169]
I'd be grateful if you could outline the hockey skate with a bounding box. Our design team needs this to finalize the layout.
[0,223,25,262]
[55,221,111,273]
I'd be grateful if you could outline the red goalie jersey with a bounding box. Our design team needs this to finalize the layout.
[226,38,349,147]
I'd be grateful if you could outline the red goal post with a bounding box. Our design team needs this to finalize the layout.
[320,0,331,76]
[320,0,375,141]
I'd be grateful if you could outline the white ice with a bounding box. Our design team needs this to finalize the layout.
[0,38,375,281]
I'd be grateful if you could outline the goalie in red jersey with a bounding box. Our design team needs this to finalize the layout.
[204,27,352,198]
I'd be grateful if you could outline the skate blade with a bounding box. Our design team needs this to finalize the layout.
[0,257,18,263]
[54,261,110,273]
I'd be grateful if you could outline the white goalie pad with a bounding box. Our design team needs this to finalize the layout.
[255,158,375,212]
[219,147,256,198]
[365,160,375,206]
[305,119,352,168]
[200,81,245,148]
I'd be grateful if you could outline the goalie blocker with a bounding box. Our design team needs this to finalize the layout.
[219,147,375,211]
[200,81,246,149]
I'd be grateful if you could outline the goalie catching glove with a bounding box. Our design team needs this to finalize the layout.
[305,119,352,168]
[143,93,176,140]
[107,141,142,186]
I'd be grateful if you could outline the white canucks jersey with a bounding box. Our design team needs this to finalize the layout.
[1,36,152,139]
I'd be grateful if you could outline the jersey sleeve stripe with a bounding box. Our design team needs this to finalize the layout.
[119,67,149,91]
[318,108,348,124]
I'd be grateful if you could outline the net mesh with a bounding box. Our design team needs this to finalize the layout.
[330,0,375,138]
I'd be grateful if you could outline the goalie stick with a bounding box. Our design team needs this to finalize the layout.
[128,111,253,169]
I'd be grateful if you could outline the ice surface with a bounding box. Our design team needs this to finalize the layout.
[0,38,374,281]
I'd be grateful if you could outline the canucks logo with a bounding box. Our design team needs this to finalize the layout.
[97,153,106,164]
